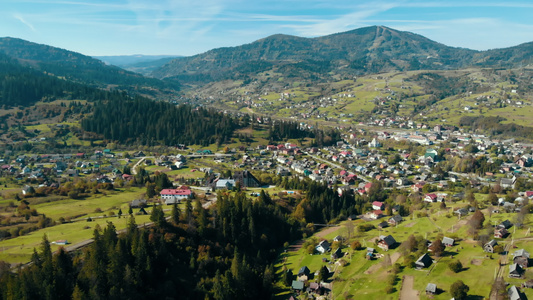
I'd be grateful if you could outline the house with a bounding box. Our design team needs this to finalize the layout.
[378,221,389,229]
[484,240,498,253]
[377,235,397,251]
[509,263,524,278]
[388,215,403,226]
[160,188,193,205]
[454,208,468,217]
[333,236,343,242]
[512,249,530,269]
[368,210,383,220]
[508,285,525,300]
[331,248,343,260]
[372,201,384,210]
[442,237,455,247]
[297,266,310,281]
[315,240,330,254]
[426,283,437,295]
[22,185,35,195]
[130,199,147,208]
[424,193,438,203]
[291,280,304,291]
[494,227,509,238]
[498,219,513,229]
[415,253,433,269]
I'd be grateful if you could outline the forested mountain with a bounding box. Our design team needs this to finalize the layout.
[0,37,180,94]
[81,100,239,146]
[152,25,533,85]
[0,53,133,108]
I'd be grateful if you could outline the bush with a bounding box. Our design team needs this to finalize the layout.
[384,285,394,294]
[449,260,463,273]
[351,240,362,250]
[94,208,102,213]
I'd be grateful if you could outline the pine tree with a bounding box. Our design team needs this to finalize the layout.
[171,202,180,225]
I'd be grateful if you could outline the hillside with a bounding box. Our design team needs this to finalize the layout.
[152,26,533,89]
[0,37,180,96]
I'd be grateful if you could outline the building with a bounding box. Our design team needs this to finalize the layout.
[233,170,261,188]
[509,263,524,278]
[377,235,396,251]
[160,187,193,205]
[415,253,433,269]
[425,283,437,295]
[315,240,331,254]
[442,237,455,247]
[484,240,498,253]
[512,249,530,269]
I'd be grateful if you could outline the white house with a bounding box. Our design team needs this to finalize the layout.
[160,188,193,204]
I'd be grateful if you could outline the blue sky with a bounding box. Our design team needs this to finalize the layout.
[2,0,533,56]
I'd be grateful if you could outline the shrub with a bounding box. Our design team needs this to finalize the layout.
[384,285,394,294]
[449,260,463,273]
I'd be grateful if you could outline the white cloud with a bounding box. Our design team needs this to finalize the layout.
[13,13,36,32]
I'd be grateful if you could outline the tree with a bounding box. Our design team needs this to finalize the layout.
[283,268,293,287]
[128,205,133,215]
[150,204,166,227]
[350,240,361,251]
[448,260,463,273]
[117,208,122,219]
[171,202,180,225]
[430,239,445,257]
[468,210,485,232]
[450,280,469,300]
[318,265,329,282]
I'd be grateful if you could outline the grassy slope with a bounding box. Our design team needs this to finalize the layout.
[276,201,533,300]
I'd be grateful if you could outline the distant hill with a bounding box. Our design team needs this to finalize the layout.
[94,55,181,76]
[152,26,533,85]
[0,37,180,94]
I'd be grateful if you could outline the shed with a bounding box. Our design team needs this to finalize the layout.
[426,283,437,295]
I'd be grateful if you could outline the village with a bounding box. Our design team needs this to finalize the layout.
[1,121,533,299]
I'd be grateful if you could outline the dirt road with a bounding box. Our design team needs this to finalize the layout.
[399,275,419,300]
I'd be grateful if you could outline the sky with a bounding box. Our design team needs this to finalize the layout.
[2,0,533,57]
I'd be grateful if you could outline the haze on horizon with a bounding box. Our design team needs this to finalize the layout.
[1,0,533,57]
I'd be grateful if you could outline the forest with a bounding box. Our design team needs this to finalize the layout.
[81,99,239,146]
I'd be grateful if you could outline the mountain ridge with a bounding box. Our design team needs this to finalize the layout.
[151,25,531,85]
[0,37,180,95]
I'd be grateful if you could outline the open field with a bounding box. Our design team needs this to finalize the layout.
[0,214,153,264]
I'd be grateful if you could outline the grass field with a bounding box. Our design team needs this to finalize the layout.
[0,214,153,264]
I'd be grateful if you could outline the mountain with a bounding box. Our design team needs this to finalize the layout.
[152,26,479,83]
[94,55,180,67]
[0,37,180,94]
[0,51,134,108]
[95,55,181,76]
[152,26,533,86]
